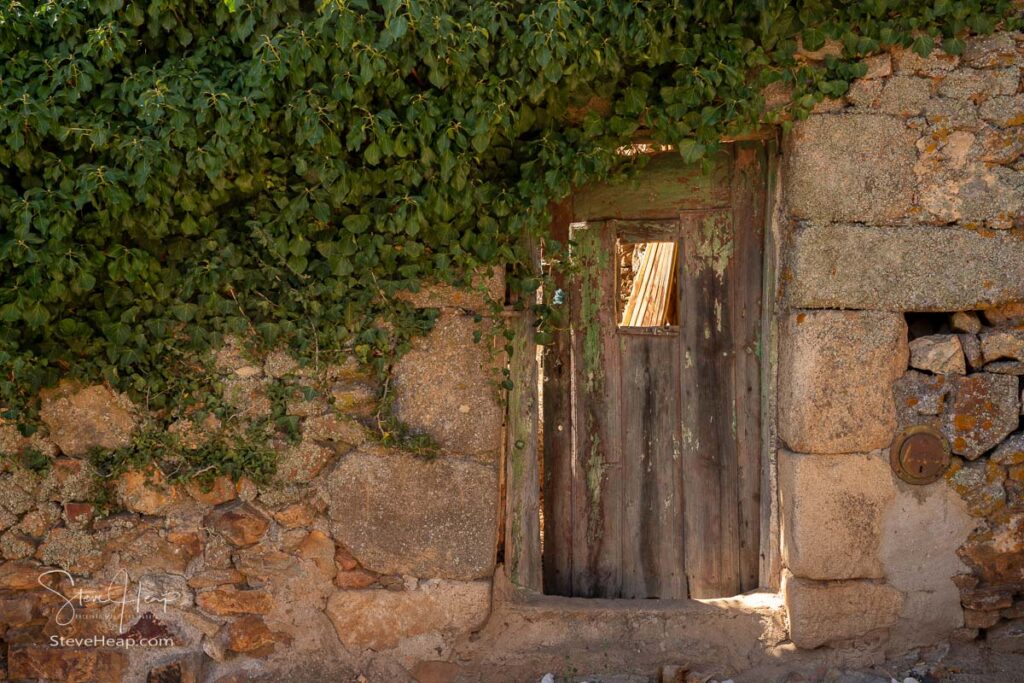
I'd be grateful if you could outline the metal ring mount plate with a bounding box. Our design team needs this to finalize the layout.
[889,425,951,485]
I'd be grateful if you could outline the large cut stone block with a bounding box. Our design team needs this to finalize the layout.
[779,311,908,454]
[788,224,1024,311]
[779,450,893,580]
[325,445,498,580]
[391,312,503,459]
[783,571,903,649]
[325,580,490,651]
[784,114,916,223]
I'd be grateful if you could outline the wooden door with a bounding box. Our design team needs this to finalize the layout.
[542,143,767,599]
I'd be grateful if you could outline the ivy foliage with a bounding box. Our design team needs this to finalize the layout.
[0,0,1017,419]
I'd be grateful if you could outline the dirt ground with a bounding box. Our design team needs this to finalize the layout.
[712,640,1023,683]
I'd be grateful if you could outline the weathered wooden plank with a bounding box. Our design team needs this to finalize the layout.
[542,199,574,596]
[505,232,542,591]
[619,331,686,599]
[680,209,741,599]
[573,150,732,221]
[568,222,623,597]
[730,142,766,594]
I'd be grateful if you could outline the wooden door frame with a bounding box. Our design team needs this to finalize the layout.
[501,135,783,596]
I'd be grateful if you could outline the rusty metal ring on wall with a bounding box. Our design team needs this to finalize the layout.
[889,425,951,485]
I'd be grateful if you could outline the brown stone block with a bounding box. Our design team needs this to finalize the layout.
[958,513,1024,585]
[963,608,1001,629]
[204,501,269,547]
[185,476,237,506]
[223,615,277,654]
[117,469,181,516]
[960,586,1014,611]
[8,645,126,683]
[187,569,245,590]
[196,588,274,616]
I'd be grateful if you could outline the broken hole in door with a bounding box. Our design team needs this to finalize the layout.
[617,241,679,328]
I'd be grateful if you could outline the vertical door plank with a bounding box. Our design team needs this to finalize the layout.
[760,138,782,591]
[731,142,767,593]
[680,208,742,599]
[505,231,543,592]
[542,200,574,596]
[568,222,623,597]
[619,332,686,598]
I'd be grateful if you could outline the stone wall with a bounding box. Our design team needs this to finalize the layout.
[0,280,504,682]
[778,31,1024,656]
[2,30,1023,683]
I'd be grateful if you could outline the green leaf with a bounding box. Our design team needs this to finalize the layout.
[912,35,935,57]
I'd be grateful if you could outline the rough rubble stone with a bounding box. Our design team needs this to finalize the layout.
[784,115,916,223]
[909,334,966,375]
[783,572,902,649]
[960,586,1013,611]
[325,445,498,580]
[964,608,1001,629]
[942,373,1019,459]
[960,334,985,370]
[224,615,278,653]
[36,528,102,574]
[788,224,1024,310]
[979,95,1024,128]
[275,439,335,484]
[954,166,1024,227]
[963,33,1020,69]
[185,476,237,506]
[296,530,337,579]
[958,513,1024,585]
[980,330,1024,364]
[950,460,1006,517]
[893,46,959,75]
[117,469,181,515]
[779,311,907,454]
[325,580,490,651]
[983,302,1024,327]
[196,588,274,616]
[779,450,893,580]
[993,433,1024,465]
[923,97,984,131]
[38,382,137,457]
[937,68,1019,99]
[894,371,952,425]
[205,501,270,547]
[8,646,126,683]
[391,312,503,459]
[861,53,892,80]
[984,361,1024,375]
[952,311,983,335]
